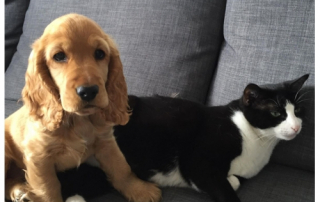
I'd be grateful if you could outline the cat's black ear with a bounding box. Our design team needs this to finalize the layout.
[285,74,309,92]
[243,84,261,106]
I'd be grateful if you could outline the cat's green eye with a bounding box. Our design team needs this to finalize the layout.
[295,108,301,113]
[270,111,281,117]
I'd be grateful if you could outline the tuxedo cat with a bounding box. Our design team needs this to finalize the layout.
[113,74,309,202]
[63,74,309,202]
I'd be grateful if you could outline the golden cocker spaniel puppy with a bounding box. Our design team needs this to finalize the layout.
[5,13,161,202]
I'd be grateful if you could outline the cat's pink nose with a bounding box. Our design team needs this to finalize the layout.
[291,126,300,132]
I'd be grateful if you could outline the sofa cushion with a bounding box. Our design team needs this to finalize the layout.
[207,0,314,105]
[5,0,226,105]
[237,163,314,202]
[84,163,313,202]
[87,187,212,202]
[206,0,314,172]
[5,0,30,70]
[5,100,23,119]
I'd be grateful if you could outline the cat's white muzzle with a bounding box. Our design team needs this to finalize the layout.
[275,103,302,141]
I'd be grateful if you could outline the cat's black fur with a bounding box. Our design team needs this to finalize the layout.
[59,74,309,202]
[116,95,242,201]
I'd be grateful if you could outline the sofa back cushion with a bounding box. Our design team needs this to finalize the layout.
[5,0,226,111]
[207,0,314,172]
[5,0,30,70]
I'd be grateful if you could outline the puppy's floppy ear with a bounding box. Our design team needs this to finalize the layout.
[22,39,63,131]
[102,35,130,125]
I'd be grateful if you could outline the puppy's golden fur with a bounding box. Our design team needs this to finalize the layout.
[5,13,161,202]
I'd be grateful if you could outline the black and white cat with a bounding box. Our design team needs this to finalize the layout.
[64,74,309,202]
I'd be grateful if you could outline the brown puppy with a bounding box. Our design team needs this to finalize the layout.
[5,13,161,202]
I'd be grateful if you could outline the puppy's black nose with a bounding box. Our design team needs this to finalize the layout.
[76,85,99,101]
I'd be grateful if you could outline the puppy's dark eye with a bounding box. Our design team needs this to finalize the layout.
[53,52,67,62]
[95,49,105,60]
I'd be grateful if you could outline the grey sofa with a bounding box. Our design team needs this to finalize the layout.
[5,0,314,202]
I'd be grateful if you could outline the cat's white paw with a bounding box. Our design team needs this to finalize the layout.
[227,175,240,191]
[66,194,86,202]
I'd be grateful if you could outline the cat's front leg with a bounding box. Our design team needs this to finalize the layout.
[191,173,241,202]
[187,160,241,202]
[227,175,240,191]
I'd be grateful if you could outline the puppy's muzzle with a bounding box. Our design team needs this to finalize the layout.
[76,85,99,101]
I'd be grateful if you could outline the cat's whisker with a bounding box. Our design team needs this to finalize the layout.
[294,88,304,101]
[266,136,277,149]
[295,91,311,103]
[253,133,275,143]
[251,132,264,142]
[276,96,281,107]
[254,135,265,142]
[296,99,310,104]
[229,107,236,113]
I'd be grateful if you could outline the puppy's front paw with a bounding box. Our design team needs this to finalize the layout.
[11,185,32,202]
[121,178,161,202]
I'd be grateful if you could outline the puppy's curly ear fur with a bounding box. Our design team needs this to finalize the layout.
[22,40,63,131]
[102,35,130,125]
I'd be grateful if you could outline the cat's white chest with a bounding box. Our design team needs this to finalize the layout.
[228,111,279,178]
[149,165,189,187]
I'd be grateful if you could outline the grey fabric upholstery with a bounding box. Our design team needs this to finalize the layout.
[5,0,226,104]
[207,0,315,106]
[5,100,22,119]
[5,0,30,70]
[89,187,212,202]
[206,0,315,173]
[237,164,314,202]
[85,164,315,202]
[5,0,314,201]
